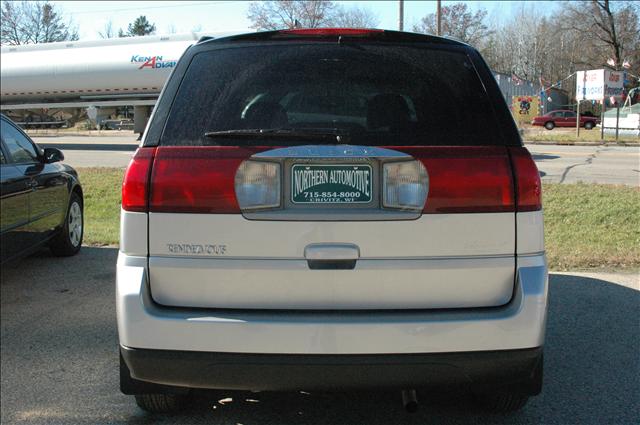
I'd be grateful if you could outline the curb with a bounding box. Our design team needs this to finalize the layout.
[25,130,136,138]
[524,140,640,147]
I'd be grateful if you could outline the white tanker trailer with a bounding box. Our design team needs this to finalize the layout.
[0,32,235,132]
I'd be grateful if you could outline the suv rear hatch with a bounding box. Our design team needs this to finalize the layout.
[126,30,538,310]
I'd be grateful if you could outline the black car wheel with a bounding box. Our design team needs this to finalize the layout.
[50,192,83,256]
[584,121,595,130]
[544,121,555,130]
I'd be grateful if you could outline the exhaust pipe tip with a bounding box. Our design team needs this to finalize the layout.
[401,389,418,413]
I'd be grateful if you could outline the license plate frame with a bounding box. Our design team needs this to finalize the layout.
[290,164,373,204]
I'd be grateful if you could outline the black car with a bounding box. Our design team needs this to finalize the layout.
[1,114,83,264]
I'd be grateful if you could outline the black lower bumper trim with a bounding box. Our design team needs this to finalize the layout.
[121,346,543,395]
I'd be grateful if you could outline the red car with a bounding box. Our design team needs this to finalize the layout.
[532,110,599,130]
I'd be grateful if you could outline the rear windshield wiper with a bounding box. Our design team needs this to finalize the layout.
[203,128,349,143]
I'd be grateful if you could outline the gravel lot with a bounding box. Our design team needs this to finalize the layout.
[1,247,639,425]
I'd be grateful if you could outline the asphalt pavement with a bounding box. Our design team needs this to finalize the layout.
[1,247,638,425]
[527,144,640,186]
[32,134,640,186]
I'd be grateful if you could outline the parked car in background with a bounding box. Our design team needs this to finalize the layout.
[532,110,599,130]
[0,114,83,264]
[101,119,135,131]
[117,29,547,415]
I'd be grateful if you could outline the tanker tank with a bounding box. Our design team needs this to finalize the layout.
[0,32,235,132]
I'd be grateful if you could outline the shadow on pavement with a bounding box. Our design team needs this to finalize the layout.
[1,248,638,424]
[41,143,137,152]
[531,153,560,161]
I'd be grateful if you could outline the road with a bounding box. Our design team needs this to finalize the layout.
[527,144,640,186]
[1,247,639,425]
[33,134,639,186]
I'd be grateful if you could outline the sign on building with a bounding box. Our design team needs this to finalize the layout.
[511,95,540,123]
[576,69,624,101]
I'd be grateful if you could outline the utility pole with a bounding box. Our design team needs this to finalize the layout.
[577,70,586,138]
[436,0,442,36]
[576,100,581,138]
[398,0,404,31]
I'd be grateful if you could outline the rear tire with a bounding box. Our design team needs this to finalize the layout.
[134,393,189,413]
[584,121,594,130]
[544,121,555,130]
[475,392,530,413]
[49,192,83,256]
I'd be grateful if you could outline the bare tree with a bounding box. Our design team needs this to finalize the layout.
[1,1,78,45]
[247,0,336,30]
[1,2,23,45]
[98,20,115,39]
[413,2,491,46]
[484,5,553,80]
[559,0,639,74]
[332,5,379,28]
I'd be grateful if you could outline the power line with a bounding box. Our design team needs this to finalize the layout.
[65,1,243,16]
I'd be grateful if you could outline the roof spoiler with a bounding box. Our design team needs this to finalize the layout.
[196,29,465,47]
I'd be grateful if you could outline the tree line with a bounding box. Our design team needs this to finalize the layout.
[2,0,638,94]
[248,0,639,91]
[1,1,157,43]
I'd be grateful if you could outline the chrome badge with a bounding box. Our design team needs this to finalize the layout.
[167,243,227,256]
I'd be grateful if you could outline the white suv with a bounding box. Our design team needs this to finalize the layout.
[117,29,547,414]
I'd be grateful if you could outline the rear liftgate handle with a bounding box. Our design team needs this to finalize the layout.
[304,243,360,270]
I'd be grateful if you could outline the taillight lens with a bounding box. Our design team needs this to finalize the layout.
[235,160,281,210]
[149,147,263,213]
[394,147,515,213]
[509,147,542,211]
[383,160,429,211]
[122,147,156,212]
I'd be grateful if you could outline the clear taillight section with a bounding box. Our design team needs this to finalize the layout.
[235,160,281,210]
[383,160,429,211]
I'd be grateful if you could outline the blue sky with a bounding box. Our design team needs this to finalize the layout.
[44,1,560,40]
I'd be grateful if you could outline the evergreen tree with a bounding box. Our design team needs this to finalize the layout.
[119,16,156,37]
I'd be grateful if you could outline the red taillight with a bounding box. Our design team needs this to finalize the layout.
[148,147,265,213]
[122,147,156,212]
[394,147,516,213]
[509,147,542,212]
[132,145,535,215]
[279,28,383,37]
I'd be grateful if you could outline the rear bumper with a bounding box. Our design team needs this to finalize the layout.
[116,253,547,355]
[120,345,543,393]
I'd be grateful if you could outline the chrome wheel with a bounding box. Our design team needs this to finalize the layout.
[68,201,82,247]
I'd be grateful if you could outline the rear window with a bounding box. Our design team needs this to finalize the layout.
[161,43,504,146]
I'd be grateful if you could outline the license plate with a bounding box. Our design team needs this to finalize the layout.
[291,164,372,204]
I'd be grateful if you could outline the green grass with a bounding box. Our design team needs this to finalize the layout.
[78,168,123,246]
[527,132,639,143]
[76,168,640,270]
[543,183,640,271]
[521,126,639,143]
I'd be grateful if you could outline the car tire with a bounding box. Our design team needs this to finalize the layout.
[584,121,594,130]
[134,393,190,413]
[475,392,530,413]
[544,121,555,130]
[49,192,83,256]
